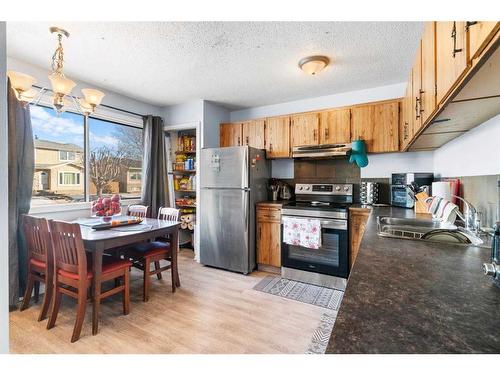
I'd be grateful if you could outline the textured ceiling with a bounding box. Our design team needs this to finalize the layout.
[7,22,423,109]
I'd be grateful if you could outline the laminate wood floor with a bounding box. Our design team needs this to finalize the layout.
[9,250,326,353]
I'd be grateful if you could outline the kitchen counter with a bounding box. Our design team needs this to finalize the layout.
[327,206,500,354]
[256,200,290,207]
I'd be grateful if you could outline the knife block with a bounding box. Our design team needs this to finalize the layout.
[414,192,429,214]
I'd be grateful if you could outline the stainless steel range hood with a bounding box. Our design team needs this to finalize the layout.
[292,143,352,159]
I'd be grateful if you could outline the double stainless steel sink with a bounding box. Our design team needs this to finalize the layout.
[377,216,487,247]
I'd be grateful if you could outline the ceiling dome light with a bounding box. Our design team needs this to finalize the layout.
[298,55,330,75]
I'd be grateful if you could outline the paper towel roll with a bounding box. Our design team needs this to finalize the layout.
[432,181,451,201]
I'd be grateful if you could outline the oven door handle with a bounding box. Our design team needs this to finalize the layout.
[282,216,347,230]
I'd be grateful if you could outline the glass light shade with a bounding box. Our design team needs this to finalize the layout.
[48,72,76,95]
[18,88,38,103]
[78,98,94,115]
[298,56,330,75]
[81,88,105,107]
[7,71,36,92]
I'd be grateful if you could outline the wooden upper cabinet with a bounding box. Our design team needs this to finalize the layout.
[467,22,499,61]
[291,113,320,147]
[264,116,291,158]
[420,21,437,125]
[412,41,423,132]
[436,21,468,105]
[242,119,265,149]
[319,108,351,145]
[220,123,243,147]
[351,100,400,153]
[400,72,413,151]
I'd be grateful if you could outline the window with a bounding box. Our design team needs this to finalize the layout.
[89,117,143,200]
[128,171,141,181]
[30,104,143,207]
[59,172,81,185]
[59,150,77,161]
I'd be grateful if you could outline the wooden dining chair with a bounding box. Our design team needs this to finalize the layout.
[46,220,132,343]
[126,204,149,218]
[125,207,180,302]
[19,215,53,322]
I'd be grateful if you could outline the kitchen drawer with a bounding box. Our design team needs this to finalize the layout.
[257,207,281,223]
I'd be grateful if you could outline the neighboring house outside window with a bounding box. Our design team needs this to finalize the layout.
[30,104,143,207]
[59,150,77,161]
[58,171,81,186]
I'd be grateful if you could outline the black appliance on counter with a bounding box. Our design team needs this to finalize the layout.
[391,173,434,208]
[281,183,352,291]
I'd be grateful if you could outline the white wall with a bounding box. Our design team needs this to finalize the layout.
[202,101,229,148]
[361,151,434,178]
[230,82,406,121]
[162,99,204,126]
[0,21,10,354]
[433,114,500,178]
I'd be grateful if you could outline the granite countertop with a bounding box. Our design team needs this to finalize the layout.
[327,206,500,354]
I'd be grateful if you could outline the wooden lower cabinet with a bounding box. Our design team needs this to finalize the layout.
[349,207,371,270]
[256,204,282,269]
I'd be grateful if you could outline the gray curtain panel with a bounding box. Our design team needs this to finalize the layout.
[7,80,34,307]
[141,115,169,217]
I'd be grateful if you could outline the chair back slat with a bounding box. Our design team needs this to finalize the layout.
[22,215,51,265]
[158,207,180,222]
[49,220,87,276]
[127,204,149,218]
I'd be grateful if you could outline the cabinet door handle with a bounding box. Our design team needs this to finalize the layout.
[451,21,463,58]
[246,136,249,145]
[237,136,241,146]
[415,97,421,119]
[325,127,329,140]
[403,123,409,140]
[419,89,425,113]
[313,129,317,141]
[269,143,273,153]
[465,21,477,32]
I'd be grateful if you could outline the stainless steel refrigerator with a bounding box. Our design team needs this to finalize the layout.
[200,146,270,274]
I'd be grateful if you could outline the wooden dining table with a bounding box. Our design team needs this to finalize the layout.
[77,217,181,335]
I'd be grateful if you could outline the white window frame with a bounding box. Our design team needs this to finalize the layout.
[29,103,145,212]
[128,170,142,182]
[59,150,77,162]
[58,171,81,186]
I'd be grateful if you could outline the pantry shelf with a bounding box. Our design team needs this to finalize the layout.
[169,170,196,175]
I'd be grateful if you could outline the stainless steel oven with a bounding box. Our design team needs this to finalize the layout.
[281,214,349,278]
[280,183,352,290]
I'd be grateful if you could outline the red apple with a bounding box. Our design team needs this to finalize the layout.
[97,197,103,204]
[113,207,121,214]
[111,194,120,203]
[102,197,111,206]
[105,209,114,216]
[97,210,105,216]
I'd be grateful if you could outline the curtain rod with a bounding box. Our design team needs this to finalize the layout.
[32,84,147,118]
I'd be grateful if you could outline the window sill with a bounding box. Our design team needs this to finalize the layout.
[29,198,142,215]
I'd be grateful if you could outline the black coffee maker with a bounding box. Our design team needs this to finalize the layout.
[483,222,500,287]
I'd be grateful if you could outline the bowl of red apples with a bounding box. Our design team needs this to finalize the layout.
[91,194,121,222]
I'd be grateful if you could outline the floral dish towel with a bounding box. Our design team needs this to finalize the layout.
[282,216,322,249]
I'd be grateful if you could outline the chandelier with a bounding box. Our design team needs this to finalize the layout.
[7,26,105,115]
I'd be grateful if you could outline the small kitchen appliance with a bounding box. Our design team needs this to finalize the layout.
[281,183,353,291]
[360,182,379,205]
[391,173,434,208]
